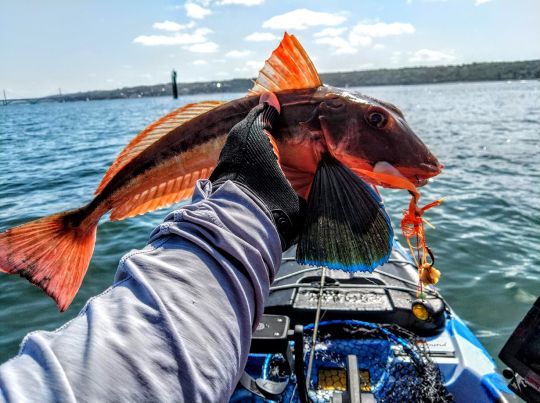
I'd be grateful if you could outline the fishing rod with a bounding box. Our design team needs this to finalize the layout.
[305,267,327,391]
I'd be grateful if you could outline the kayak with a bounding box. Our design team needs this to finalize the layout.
[230,242,514,402]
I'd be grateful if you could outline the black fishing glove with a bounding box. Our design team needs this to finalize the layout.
[209,94,305,250]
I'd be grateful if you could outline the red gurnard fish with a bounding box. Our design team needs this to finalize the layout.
[0,33,442,311]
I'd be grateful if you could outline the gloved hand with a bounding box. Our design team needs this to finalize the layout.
[209,93,305,250]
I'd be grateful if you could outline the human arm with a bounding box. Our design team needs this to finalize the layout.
[0,95,303,403]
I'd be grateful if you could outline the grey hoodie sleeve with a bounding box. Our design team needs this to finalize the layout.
[0,180,282,403]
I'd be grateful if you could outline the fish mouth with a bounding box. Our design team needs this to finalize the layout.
[415,176,429,187]
[373,161,442,188]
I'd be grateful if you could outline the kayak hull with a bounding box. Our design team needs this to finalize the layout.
[230,243,513,402]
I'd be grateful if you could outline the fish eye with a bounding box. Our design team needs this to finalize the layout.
[367,111,387,129]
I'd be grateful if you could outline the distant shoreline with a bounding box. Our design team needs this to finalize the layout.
[7,59,540,104]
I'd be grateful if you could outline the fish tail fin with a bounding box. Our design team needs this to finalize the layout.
[0,209,97,311]
[297,154,393,272]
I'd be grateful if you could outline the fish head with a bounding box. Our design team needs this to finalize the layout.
[312,86,442,187]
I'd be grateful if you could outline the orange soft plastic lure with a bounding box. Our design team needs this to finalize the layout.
[353,167,443,293]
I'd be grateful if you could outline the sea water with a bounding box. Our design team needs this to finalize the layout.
[0,81,538,363]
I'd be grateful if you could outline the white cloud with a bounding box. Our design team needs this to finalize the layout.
[348,33,373,47]
[133,34,196,46]
[314,21,414,55]
[390,51,402,64]
[186,0,264,6]
[235,60,263,75]
[407,0,450,3]
[245,32,279,42]
[314,27,347,38]
[133,27,212,46]
[185,2,212,19]
[193,0,212,6]
[152,20,196,31]
[315,37,357,55]
[193,59,208,65]
[408,0,487,4]
[409,49,456,63]
[246,60,262,69]
[226,49,252,58]
[263,9,347,30]
[184,41,219,53]
[218,0,264,5]
[350,22,415,38]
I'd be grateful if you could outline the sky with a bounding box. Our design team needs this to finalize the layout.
[1,0,539,98]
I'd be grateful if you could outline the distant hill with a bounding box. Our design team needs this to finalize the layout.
[42,59,540,102]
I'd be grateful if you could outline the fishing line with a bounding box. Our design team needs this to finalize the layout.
[273,267,320,283]
[305,266,327,391]
[288,384,298,403]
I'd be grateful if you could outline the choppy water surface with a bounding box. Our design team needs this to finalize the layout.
[0,81,538,364]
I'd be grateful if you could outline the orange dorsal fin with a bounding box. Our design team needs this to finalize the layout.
[249,32,322,95]
[95,100,224,195]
